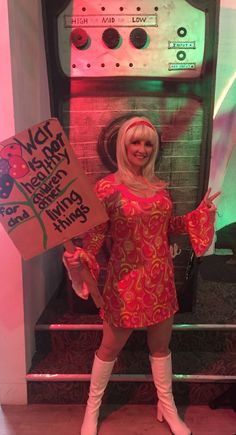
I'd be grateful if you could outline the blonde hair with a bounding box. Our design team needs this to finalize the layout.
[116,116,167,192]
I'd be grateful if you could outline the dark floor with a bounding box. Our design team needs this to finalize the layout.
[0,404,236,435]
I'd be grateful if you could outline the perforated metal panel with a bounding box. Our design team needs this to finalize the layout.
[57,0,205,78]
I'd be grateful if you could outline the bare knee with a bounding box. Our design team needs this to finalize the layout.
[147,318,173,357]
[97,343,120,361]
[97,321,133,361]
[148,334,171,356]
[147,334,170,356]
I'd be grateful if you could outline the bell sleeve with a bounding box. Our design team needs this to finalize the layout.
[169,200,216,257]
[63,179,110,298]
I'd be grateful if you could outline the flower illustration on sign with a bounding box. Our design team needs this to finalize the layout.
[0,143,29,199]
[0,142,48,250]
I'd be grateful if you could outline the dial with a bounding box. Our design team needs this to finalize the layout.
[130,28,148,49]
[102,28,121,49]
[71,28,89,49]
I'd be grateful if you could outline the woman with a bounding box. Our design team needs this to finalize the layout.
[64,116,219,435]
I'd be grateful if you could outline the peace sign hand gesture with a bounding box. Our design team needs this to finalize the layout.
[202,188,221,212]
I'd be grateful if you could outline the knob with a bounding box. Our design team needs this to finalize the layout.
[71,28,89,49]
[102,28,121,49]
[130,28,148,49]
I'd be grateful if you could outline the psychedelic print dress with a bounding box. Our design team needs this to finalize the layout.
[81,174,215,328]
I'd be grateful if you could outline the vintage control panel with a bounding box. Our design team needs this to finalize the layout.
[57,0,206,78]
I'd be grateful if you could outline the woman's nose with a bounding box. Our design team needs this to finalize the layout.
[139,141,146,152]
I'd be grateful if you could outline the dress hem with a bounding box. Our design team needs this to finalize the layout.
[99,308,178,329]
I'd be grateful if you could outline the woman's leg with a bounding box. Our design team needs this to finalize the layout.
[147,315,173,356]
[147,316,191,435]
[81,321,133,435]
[97,320,133,360]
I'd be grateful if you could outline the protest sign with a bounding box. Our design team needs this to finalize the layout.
[0,118,108,259]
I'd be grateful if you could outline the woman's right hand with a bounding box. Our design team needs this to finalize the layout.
[63,250,104,308]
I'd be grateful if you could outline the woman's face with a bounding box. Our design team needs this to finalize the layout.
[126,138,154,174]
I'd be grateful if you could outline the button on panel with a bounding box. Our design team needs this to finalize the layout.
[176,50,186,61]
[177,27,187,37]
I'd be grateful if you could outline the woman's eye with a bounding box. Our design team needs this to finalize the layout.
[133,140,140,145]
[145,141,153,147]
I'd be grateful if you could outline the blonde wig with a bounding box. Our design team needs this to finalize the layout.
[116,116,167,192]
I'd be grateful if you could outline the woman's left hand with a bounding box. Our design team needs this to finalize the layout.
[203,188,221,212]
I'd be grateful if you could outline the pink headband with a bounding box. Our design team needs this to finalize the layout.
[126,120,155,132]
